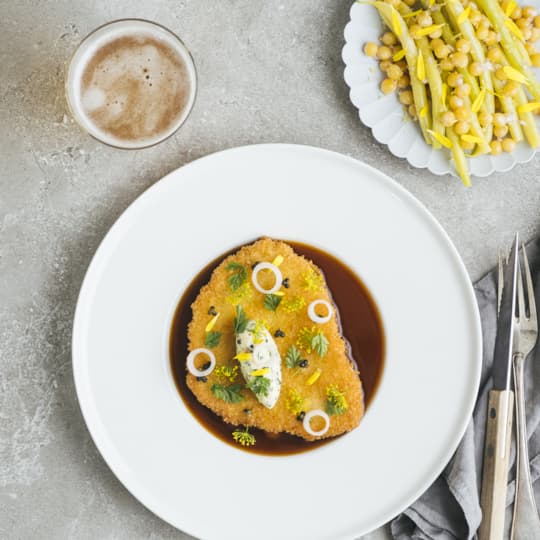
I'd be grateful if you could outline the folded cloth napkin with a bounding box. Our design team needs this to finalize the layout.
[391,238,540,540]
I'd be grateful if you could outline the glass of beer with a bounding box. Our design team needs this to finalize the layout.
[65,19,197,149]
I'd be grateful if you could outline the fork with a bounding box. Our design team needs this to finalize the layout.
[503,245,540,539]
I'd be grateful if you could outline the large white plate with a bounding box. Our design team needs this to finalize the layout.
[343,0,540,179]
[72,144,482,540]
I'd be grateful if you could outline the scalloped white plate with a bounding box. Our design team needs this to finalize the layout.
[72,144,482,539]
[343,0,540,179]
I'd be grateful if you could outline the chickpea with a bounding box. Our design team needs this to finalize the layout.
[526,42,537,55]
[502,81,519,96]
[493,112,507,127]
[380,60,392,72]
[440,111,457,127]
[487,47,503,63]
[523,27,533,41]
[409,24,422,39]
[364,42,379,57]
[387,64,402,80]
[495,67,508,80]
[430,38,445,50]
[523,6,537,18]
[517,17,531,29]
[470,10,483,26]
[397,60,407,70]
[530,27,540,41]
[381,32,397,46]
[486,31,499,46]
[455,83,471,98]
[460,138,476,150]
[399,89,413,105]
[408,104,417,118]
[451,51,469,68]
[455,107,471,121]
[381,78,397,94]
[434,44,451,59]
[478,18,491,31]
[468,62,483,76]
[377,46,392,60]
[502,138,516,152]
[490,140,503,155]
[456,39,472,53]
[397,74,410,88]
[494,125,509,138]
[511,7,523,20]
[449,95,465,109]
[440,58,454,71]
[429,27,443,39]
[478,111,493,126]
[404,0,416,6]
[447,72,464,88]
[535,15,540,28]
[454,120,471,135]
[417,12,433,27]
[476,26,489,41]
[531,53,540,67]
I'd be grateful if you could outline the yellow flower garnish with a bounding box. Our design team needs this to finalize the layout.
[232,426,256,447]
[213,364,239,383]
[251,320,267,344]
[503,66,529,85]
[226,282,252,305]
[505,19,525,41]
[303,269,325,292]
[282,295,306,313]
[286,389,306,415]
[457,5,471,24]
[419,105,428,118]
[392,48,407,62]
[205,313,220,332]
[306,368,322,386]
[272,255,284,267]
[417,53,425,81]
[471,88,486,113]
[235,352,253,361]
[427,130,453,149]
[518,102,540,113]
[461,134,483,144]
[251,367,270,377]
[326,385,348,415]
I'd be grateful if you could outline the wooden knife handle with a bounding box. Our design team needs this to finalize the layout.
[479,389,514,540]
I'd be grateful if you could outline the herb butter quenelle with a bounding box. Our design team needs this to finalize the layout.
[170,238,385,455]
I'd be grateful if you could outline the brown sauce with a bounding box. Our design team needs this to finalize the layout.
[169,240,385,455]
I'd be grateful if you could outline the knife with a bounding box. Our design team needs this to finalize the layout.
[479,233,519,540]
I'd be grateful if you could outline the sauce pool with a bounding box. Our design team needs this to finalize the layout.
[169,240,385,455]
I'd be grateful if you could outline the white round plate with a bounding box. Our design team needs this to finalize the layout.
[343,0,540,179]
[72,144,482,540]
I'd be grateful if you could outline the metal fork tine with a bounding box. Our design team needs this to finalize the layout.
[517,258,526,319]
[498,249,505,316]
[522,243,537,324]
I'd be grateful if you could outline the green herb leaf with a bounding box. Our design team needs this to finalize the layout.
[285,345,302,368]
[204,331,222,348]
[227,262,247,291]
[326,385,347,415]
[263,293,282,311]
[311,332,329,358]
[234,305,249,334]
[247,376,271,398]
[232,426,256,447]
[211,383,244,403]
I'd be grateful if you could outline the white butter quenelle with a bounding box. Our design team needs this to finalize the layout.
[66,19,196,149]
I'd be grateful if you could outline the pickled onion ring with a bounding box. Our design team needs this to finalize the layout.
[251,262,283,294]
[187,348,216,377]
[303,409,330,437]
[308,299,333,324]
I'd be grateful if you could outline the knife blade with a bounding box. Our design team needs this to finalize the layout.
[479,233,519,540]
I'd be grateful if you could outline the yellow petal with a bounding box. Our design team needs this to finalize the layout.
[457,5,471,24]
[417,53,425,81]
[234,352,253,361]
[505,0,517,17]
[416,24,444,37]
[461,134,483,144]
[419,105,428,118]
[429,0,435,6]
[471,88,486,113]
[272,255,284,267]
[503,65,529,85]
[403,9,422,18]
[391,7,402,37]
[517,102,540,113]
[272,291,285,296]
[251,367,269,376]
[306,368,322,386]
[441,83,448,105]
[505,19,525,41]
[205,313,220,332]
[393,48,407,61]
[428,129,453,148]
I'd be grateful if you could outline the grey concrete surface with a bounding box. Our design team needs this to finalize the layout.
[2,0,540,538]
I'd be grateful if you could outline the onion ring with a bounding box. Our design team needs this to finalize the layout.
[303,409,330,437]
[251,262,283,294]
[308,299,333,324]
[186,348,216,377]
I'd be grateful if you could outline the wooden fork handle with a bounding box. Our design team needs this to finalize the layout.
[479,390,514,540]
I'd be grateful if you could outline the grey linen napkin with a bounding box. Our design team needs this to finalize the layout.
[391,238,540,540]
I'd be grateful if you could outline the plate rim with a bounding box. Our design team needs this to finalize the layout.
[72,143,482,539]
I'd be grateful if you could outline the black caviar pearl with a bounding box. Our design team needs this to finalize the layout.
[196,376,207,383]
[243,408,252,415]
[298,359,308,368]
[274,329,285,338]
[249,344,254,351]
[201,361,211,371]
[208,306,217,316]
[282,278,290,288]
[297,411,306,421]
[251,261,260,270]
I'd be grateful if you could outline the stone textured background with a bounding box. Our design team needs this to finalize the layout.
[2,0,540,538]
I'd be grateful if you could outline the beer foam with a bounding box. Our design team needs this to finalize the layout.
[66,21,196,148]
